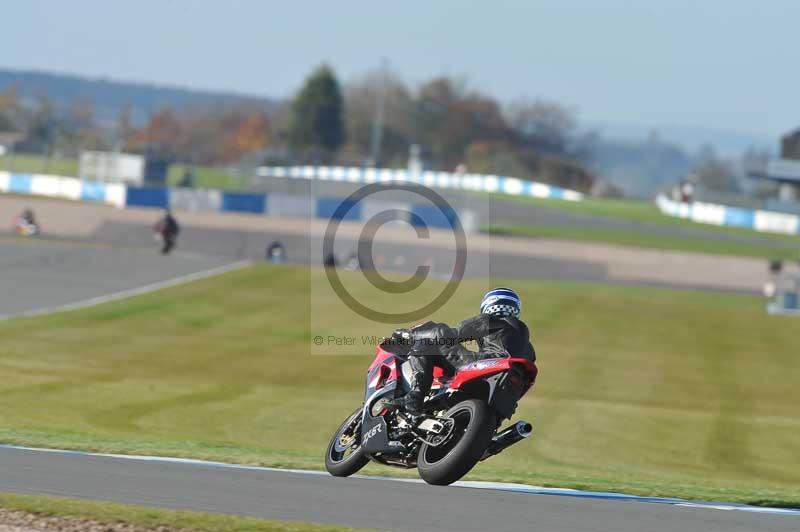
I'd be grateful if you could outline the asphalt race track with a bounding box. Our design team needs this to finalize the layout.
[0,194,771,294]
[0,239,237,318]
[86,219,767,294]
[0,447,797,532]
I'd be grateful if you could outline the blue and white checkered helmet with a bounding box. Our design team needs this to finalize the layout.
[480,287,521,318]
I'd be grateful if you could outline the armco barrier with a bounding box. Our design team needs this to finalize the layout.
[221,192,267,214]
[0,171,479,232]
[80,181,108,202]
[125,186,169,209]
[656,194,800,235]
[266,193,314,217]
[9,173,32,194]
[315,197,362,221]
[0,171,126,207]
[360,199,410,224]
[170,188,222,212]
[410,204,459,230]
[257,166,584,202]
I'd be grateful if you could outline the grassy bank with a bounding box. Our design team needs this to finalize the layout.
[486,223,800,260]
[0,264,799,507]
[494,193,757,228]
[0,493,366,531]
[488,193,800,260]
[0,153,80,177]
[493,195,676,225]
[0,154,242,190]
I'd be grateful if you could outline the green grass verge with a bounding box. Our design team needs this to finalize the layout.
[0,154,242,190]
[486,223,800,260]
[1,266,799,508]
[0,153,80,176]
[166,164,242,190]
[0,492,367,531]
[494,193,800,243]
[493,194,676,225]
[493,193,750,228]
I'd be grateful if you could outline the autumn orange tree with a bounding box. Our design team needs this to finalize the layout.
[0,86,23,132]
[222,107,270,163]
[131,105,272,165]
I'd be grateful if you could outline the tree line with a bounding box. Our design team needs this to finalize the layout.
[290,64,594,192]
[0,85,272,167]
[7,63,737,194]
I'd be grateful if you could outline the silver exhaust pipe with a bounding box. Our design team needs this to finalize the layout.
[481,421,533,460]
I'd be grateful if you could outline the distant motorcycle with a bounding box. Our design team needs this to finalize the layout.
[153,211,180,255]
[325,325,538,485]
[11,216,40,237]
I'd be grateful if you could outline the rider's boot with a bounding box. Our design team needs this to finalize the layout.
[401,353,433,417]
[400,391,424,417]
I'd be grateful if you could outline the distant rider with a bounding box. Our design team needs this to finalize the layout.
[398,287,536,416]
[20,208,36,226]
[13,208,39,236]
[154,210,180,255]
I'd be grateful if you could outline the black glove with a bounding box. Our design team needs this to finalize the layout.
[390,328,413,346]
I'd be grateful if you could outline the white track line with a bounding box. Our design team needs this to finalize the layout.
[0,260,252,321]
[0,444,797,517]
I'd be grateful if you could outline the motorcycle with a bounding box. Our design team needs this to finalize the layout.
[11,216,40,237]
[325,326,538,485]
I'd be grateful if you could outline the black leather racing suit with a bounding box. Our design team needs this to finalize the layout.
[403,315,536,412]
[155,214,180,255]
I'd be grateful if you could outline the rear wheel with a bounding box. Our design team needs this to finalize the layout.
[417,399,495,485]
[325,408,369,477]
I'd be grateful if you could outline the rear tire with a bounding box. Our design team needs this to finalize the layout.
[417,399,495,486]
[325,408,369,477]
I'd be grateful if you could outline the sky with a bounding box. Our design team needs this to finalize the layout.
[0,0,797,143]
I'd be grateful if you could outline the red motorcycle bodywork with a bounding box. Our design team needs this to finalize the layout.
[358,342,537,455]
[366,344,537,394]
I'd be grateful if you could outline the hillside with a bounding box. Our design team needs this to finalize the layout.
[0,68,279,126]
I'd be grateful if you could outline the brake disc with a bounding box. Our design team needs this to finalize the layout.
[416,418,455,447]
[339,433,355,447]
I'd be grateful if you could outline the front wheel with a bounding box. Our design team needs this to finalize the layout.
[417,399,495,485]
[325,408,369,477]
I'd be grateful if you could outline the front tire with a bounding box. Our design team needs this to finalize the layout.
[417,399,495,485]
[325,408,369,477]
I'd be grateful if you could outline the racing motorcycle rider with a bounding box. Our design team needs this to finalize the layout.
[397,287,536,416]
[153,210,180,255]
